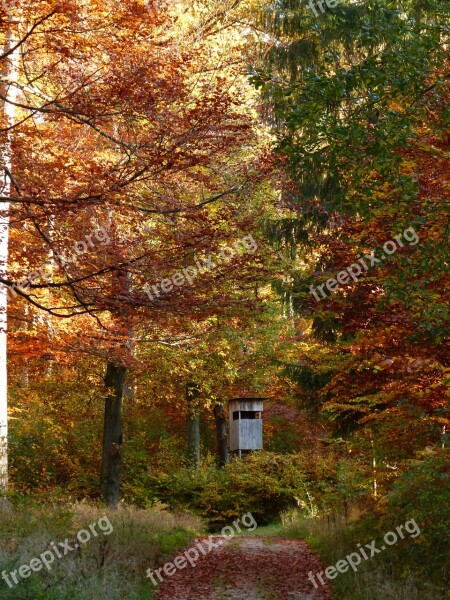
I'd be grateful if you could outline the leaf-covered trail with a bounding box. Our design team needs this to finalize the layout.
[155,536,334,600]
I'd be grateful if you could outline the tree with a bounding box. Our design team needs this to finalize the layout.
[253,0,450,489]
[186,381,201,467]
[213,401,229,466]
[1,0,273,503]
[0,1,22,492]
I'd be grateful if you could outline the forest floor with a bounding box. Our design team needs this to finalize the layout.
[154,535,334,600]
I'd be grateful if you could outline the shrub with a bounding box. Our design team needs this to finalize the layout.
[376,448,449,582]
[153,451,330,528]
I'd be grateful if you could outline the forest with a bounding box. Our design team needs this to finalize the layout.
[0,1,448,599]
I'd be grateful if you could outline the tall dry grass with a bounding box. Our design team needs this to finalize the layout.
[277,507,446,600]
[0,500,202,600]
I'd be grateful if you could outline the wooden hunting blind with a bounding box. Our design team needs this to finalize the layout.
[229,397,265,452]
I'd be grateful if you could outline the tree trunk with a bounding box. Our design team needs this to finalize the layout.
[213,402,229,467]
[0,19,20,493]
[186,381,200,467]
[100,361,126,508]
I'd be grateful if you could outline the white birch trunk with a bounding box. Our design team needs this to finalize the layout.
[0,18,20,492]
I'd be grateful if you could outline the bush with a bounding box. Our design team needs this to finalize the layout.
[376,448,449,582]
[153,451,330,529]
[272,449,450,599]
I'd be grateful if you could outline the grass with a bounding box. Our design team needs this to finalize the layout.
[0,498,202,600]
[254,508,448,600]
[1,498,446,600]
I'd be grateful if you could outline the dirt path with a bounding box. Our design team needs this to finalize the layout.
[154,536,334,600]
